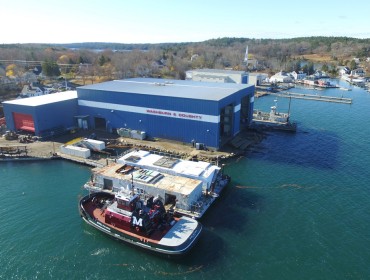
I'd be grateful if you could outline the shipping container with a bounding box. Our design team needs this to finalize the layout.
[83,139,106,151]
[60,145,91,158]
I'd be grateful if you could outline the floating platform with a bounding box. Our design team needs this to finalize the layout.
[251,119,297,132]
[272,92,352,104]
[0,145,28,157]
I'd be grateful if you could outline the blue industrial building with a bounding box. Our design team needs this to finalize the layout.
[3,91,78,138]
[3,78,254,149]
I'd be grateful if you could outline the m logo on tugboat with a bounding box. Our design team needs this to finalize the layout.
[132,216,143,227]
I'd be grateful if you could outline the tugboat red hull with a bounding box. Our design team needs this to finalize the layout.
[79,192,202,256]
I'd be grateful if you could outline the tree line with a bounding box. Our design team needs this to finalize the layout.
[1,37,369,91]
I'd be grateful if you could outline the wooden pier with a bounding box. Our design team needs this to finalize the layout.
[271,92,352,104]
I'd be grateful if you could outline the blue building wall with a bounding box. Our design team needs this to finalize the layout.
[77,89,220,115]
[217,86,254,136]
[77,100,221,147]
[242,74,249,84]
[35,100,79,136]
[249,96,255,124]
[3,99,78,136]
[77,82,254,149]
[3,80,254,149]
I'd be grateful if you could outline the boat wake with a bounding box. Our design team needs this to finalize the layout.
[155,265,203,276]
[236,185,260,189]
[90,248,110,256]
[236,184,312,189]
[83,229,94,236]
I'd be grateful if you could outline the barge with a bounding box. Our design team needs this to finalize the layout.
[84,149,230,219]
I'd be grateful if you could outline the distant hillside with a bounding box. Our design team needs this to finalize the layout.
[1,36,369,88]
[2,37,369,60]
[50,36,370,54]
[50,42,192,51]
[46,37,370,66]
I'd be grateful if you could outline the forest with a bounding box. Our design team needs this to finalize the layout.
[1,36,370,100]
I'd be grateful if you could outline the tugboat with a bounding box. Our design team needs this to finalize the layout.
[84,149,230,219]
[79,190,202,256]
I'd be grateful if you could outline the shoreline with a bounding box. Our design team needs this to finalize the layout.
[0,136,246,167]
[1,126,267,167]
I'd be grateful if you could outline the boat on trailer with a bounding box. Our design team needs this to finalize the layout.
[84,149,230,219]
[79,191,202,256]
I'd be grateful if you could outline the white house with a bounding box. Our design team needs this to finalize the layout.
[19,82,54,98]
[269,71,293,83]
[350,68,365,77]
[291,71,307,80]
[313,70,329,79]
[338,66,351,76]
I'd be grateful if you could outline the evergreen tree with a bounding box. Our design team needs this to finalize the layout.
[307,62,315,75]
[302,64,308,74]
[98,55,106,66]
[294,61,301,72]
[42,60,61,77]
[321,63,329,72]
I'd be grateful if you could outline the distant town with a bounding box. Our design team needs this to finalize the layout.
[0,37,369,141]
[1,37,370,101]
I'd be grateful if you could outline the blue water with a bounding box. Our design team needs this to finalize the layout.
[1,80,370,279]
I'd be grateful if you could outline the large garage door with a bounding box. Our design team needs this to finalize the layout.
[13,112,35,132]
[94,117,106,130]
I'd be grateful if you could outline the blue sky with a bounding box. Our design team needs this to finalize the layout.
[2,0,370,44]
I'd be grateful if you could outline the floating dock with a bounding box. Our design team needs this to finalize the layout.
[0,145,28,157]
[271,92,352,104]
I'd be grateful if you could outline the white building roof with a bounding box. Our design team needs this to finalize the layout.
[117,150,220,186]
[79,78,251,102]
[93,162,201,196]
[190,69,247,75]
[3,90,77,107]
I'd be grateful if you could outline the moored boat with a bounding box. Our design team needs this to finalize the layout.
[79,191,202,256]
[84,149,230,219]
[252,98,297,132]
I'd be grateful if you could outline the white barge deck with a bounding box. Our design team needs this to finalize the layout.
[85,149,230,219]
